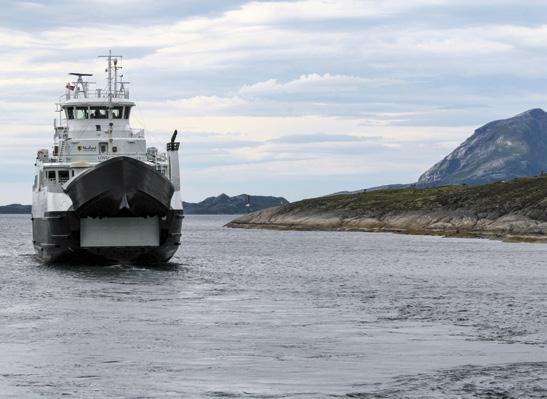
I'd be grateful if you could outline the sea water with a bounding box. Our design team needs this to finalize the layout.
[0,214,545,398]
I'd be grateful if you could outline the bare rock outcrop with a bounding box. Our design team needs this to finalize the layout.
[227,176,547,242]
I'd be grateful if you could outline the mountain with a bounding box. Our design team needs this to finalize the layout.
[418,108,547,187]
[0,204,31,214]
[183,194,289,214]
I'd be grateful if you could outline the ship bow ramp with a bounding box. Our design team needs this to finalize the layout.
[65,156,174,218]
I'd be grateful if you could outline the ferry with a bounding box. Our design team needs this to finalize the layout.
[32,52,183,263]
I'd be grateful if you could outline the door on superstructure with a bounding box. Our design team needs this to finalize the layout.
[99,142,108,154]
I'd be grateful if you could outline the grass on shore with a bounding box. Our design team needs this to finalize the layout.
[283,175,547,219]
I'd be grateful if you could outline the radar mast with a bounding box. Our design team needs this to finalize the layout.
[99,50,123,106]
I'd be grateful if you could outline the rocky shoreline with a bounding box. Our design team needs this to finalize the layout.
[226,176,547,243]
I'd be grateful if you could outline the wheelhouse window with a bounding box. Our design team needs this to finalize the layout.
[75,107,89,120]
[58,170,70,183]
[47,170,56,182]
[90,106,108,119]
[66,105,131,120]
[111,106,123,119]
[65,107,74,119]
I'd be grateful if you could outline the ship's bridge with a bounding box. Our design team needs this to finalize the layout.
[52,62,147,162]
[55,68,139,138]
[59,98,138,140]
[59,70,135,129]
[60,99,135,127]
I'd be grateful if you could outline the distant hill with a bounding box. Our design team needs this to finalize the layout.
[418,108,547,187]
[183,194,289,214]
[0,204,31,214]
[0,195,288,215]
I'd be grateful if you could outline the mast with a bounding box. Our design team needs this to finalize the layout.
[99,50,123,114]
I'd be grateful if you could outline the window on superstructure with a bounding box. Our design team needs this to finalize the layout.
[58,170,70,183]
[99,142,108,153]
[90,107,108,119]
[75,107,89,120]
[65,107,74,120]
[123,106,131,119]
[47,170,56,182]
[111,106,123,119]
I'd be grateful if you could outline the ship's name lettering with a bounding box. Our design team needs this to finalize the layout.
[77,145,97,152]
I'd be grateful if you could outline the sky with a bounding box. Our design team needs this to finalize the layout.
[2,0,547,203]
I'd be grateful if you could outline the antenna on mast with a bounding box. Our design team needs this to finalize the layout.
[113,58,123,98]
[99,50,123,105]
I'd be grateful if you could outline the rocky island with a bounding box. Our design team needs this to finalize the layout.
[227,175,547,242]
[228,109,547,242]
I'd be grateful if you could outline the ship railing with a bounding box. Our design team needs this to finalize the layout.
[62,88,130,101]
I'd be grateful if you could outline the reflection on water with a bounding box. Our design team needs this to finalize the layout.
[0,214,546,398]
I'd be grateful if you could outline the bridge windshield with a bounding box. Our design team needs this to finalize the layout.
[64,106,131,120]
[90,107,108,119]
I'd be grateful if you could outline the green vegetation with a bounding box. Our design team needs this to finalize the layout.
[286,175,547,219]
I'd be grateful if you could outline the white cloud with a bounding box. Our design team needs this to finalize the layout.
[239,73,396,96]
[166,96,247,112]
[3,0,547,202]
